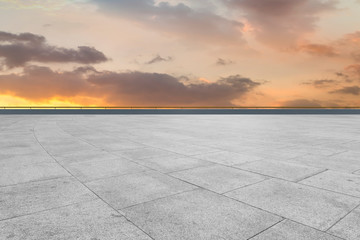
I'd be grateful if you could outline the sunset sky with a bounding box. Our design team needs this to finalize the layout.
[0,0,360,107]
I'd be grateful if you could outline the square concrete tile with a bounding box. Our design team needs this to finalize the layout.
[135,155,213,173]
[236,160,325,182]
[156,142,218,155]
[328,206,360,240]
[251,220,342,240]
[0,162,69,187]
[170,165,267,194]
[0,200,151,240]
[0,144,43,155]
[57,149,118,164]
[300,170,360,197]
[94,139,146,152]
[66,158,148,182]
[124,189,282,240]
[45,143,95,157]
[289,154,360,173]
[0,153,54,168]
[115,147,178,161]
[254,148,308,160]
[225,179,360,230]
[0,177,96,220]
[193,150,263,166]
[87,171,197,209]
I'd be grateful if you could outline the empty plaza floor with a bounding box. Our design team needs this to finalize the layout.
[0,114,360,240]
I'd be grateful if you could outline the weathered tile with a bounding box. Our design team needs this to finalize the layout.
[171,165,266,193]
[124,189,282,240]
[56,149,118,164]
[300,170,360,197]
[225,179,360,230]
[66,158,148,182]
[289,154,360,173]
[0,200,151,240]
[328,206,360,240]
[236,160,325,181]
[87,171,196,209]
[193,150,263,166]
[115,147,178,160]
[0,162,69,187]
[251,220,341,240]
[135,155,213,173]
[0,153,54,167]
[94,140,146,152]
[0,177,96,220]
[155,142,217,155]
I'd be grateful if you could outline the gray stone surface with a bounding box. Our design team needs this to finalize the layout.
[115,147,178,160]
[225,179,360,230]
[251,220,342,240]
[289,153,360,173]
[192,150,263,166]
[0,177,96,220]
[236,159,325,181]
[0,152,53,167]
[0,162,69,187]
[328,206,360,240]
[123,189,282,240]
[56,149,118,164]
[133,155,213,173]
[0,200,152,240]
[1,115,360,239]
[171,164,267,193]
[87,171,197,209]
[66,157,148,182]
[301,170,360,197]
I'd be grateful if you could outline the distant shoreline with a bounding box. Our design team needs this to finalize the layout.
[1,108,360,114]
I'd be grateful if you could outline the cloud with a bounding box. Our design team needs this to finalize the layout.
[0,31,108,68]
[146,55,172,64]
[0,0,69,10]
[302,79,338,88]
[345,64,360,76]
[330,86,360,95]
[216,58,234,66]
[92,0,245,45]
[224,0,338,48]
[0,65,262,106]
[334,64,360,83]
[281,99,322,107]
[298,44,338,57]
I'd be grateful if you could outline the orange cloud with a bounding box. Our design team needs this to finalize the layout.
[298,44,338,57]
[0,66,262,106]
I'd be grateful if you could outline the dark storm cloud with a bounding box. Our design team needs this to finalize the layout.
[281,99,322,107]
[223,0,337,48]
[92,0,245,45]
[330,86,360,95]
[146,55,172,64]
[0,31,108,68]
[0,65,262,106]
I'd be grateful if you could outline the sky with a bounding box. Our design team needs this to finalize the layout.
[0,0,360,107]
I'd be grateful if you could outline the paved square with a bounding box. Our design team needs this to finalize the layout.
[1,114,360,239]
[225,179,360,230]
[123,189,282,240]
[170,164,267,193]
[251,220,342,240]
